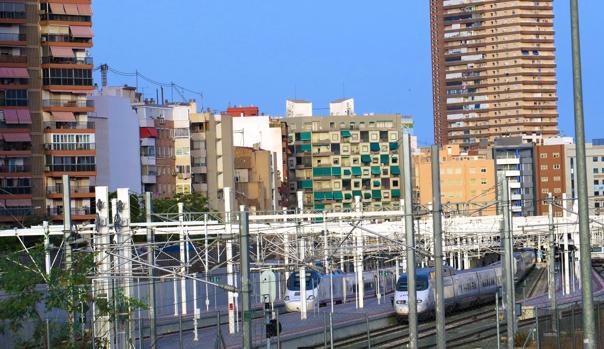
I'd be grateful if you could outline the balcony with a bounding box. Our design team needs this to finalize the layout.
[43,99,94,108]
[41,35,92,44]
[47,206,94,217]
[0,55,26,64]
[41,14,91,23]
[0,186,31,195]
[45,143,95,151]
[0,10,25,20]
[44,121,95,130]
[46,164,95,172]
[46,185,94,195]
[0,33,25,42]
[42,56,93,65]
[0,207,32,216]
[0,165,30,173]
[142,175,156,184]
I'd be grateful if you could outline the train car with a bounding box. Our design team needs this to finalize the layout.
[393,250,536,319]
[284,268,397,312]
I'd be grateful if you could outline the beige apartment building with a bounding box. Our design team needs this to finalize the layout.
[234,146,273,212]
[414,144,496,216]
[430,0,559,150]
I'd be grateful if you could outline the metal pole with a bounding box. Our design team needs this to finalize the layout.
[402,133,417,349]
[499,174,515,349]
[570,1,597,346]
[205,213,210,312]
[496,291,501,349]
[240,208,252,349]
[62,175,74,344]
[329,312,334,349]
[145,192,157,348]
[431,145,446,349]
[547,193,558,332]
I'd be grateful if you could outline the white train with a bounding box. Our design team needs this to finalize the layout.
[284,268,396,312]
[393,250,536,319]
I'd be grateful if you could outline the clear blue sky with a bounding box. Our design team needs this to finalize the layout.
[91,1,603,145]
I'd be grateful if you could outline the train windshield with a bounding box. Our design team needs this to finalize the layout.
[287,271,321,291]
[396,275,429,292]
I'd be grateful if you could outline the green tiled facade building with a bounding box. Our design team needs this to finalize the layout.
[285,114,413,211]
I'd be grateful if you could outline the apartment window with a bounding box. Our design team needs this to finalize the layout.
[42,68,93,86]
[480,168,487,173]
[552,153,560,158]
[554,176,561,182]
[0,89,27,106]
[594,157,599,162]
[554,188,562,194]
[541,177,548,182]
[596,191,601,197]
[540,165,548,171]
[540,153,548,159]
[541,188,548,194]
[480,179,488,185]
[553,164,561,170]
[596,180,600,185]
[595,168,600,174]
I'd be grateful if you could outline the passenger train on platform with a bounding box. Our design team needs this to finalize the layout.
[284,268,396,312]
[393,249,536,319]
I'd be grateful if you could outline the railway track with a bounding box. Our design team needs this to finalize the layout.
[525,266,547,299]
[312,304,496,349]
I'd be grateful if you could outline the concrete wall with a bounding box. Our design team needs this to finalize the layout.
[232,116,284,181]
[89,95,141,193]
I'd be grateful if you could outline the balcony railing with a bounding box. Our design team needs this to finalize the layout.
[42,56,93,65]
[0,165,30,173]
[44,121,95,130]
[46,164,96,172]
[43,99,94,108]
[47,207,93,216]
[47,185,94,195]
[0,207,32,216]
[0,10,26,20]
[46,143,95,151]
[41,35,92,44]
[0,55,27,64]
[0,33,25,41]
[0,186,31,195]
[41,14,91,23]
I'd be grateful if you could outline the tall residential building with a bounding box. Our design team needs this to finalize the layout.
[493,137,536,217]
[414,144,496,216]
[0,1,96,226]
[564,142,604,215]
[534,137,572,216]
[286,114,411,211]
[430,0,558,149]
[133,102,196,197]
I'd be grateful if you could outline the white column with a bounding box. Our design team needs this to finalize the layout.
[283,207,290,283]
[564,230,571,295]
[117,188,134,341]
[94,186,112,346]
[178,203,187,315]
[225,187,235,334]
[355,196,364,309]
[456,238,462,270]
[297,191,307,320]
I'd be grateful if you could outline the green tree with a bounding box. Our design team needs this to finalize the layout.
[152,192,210,217]
[0,244,146,348]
